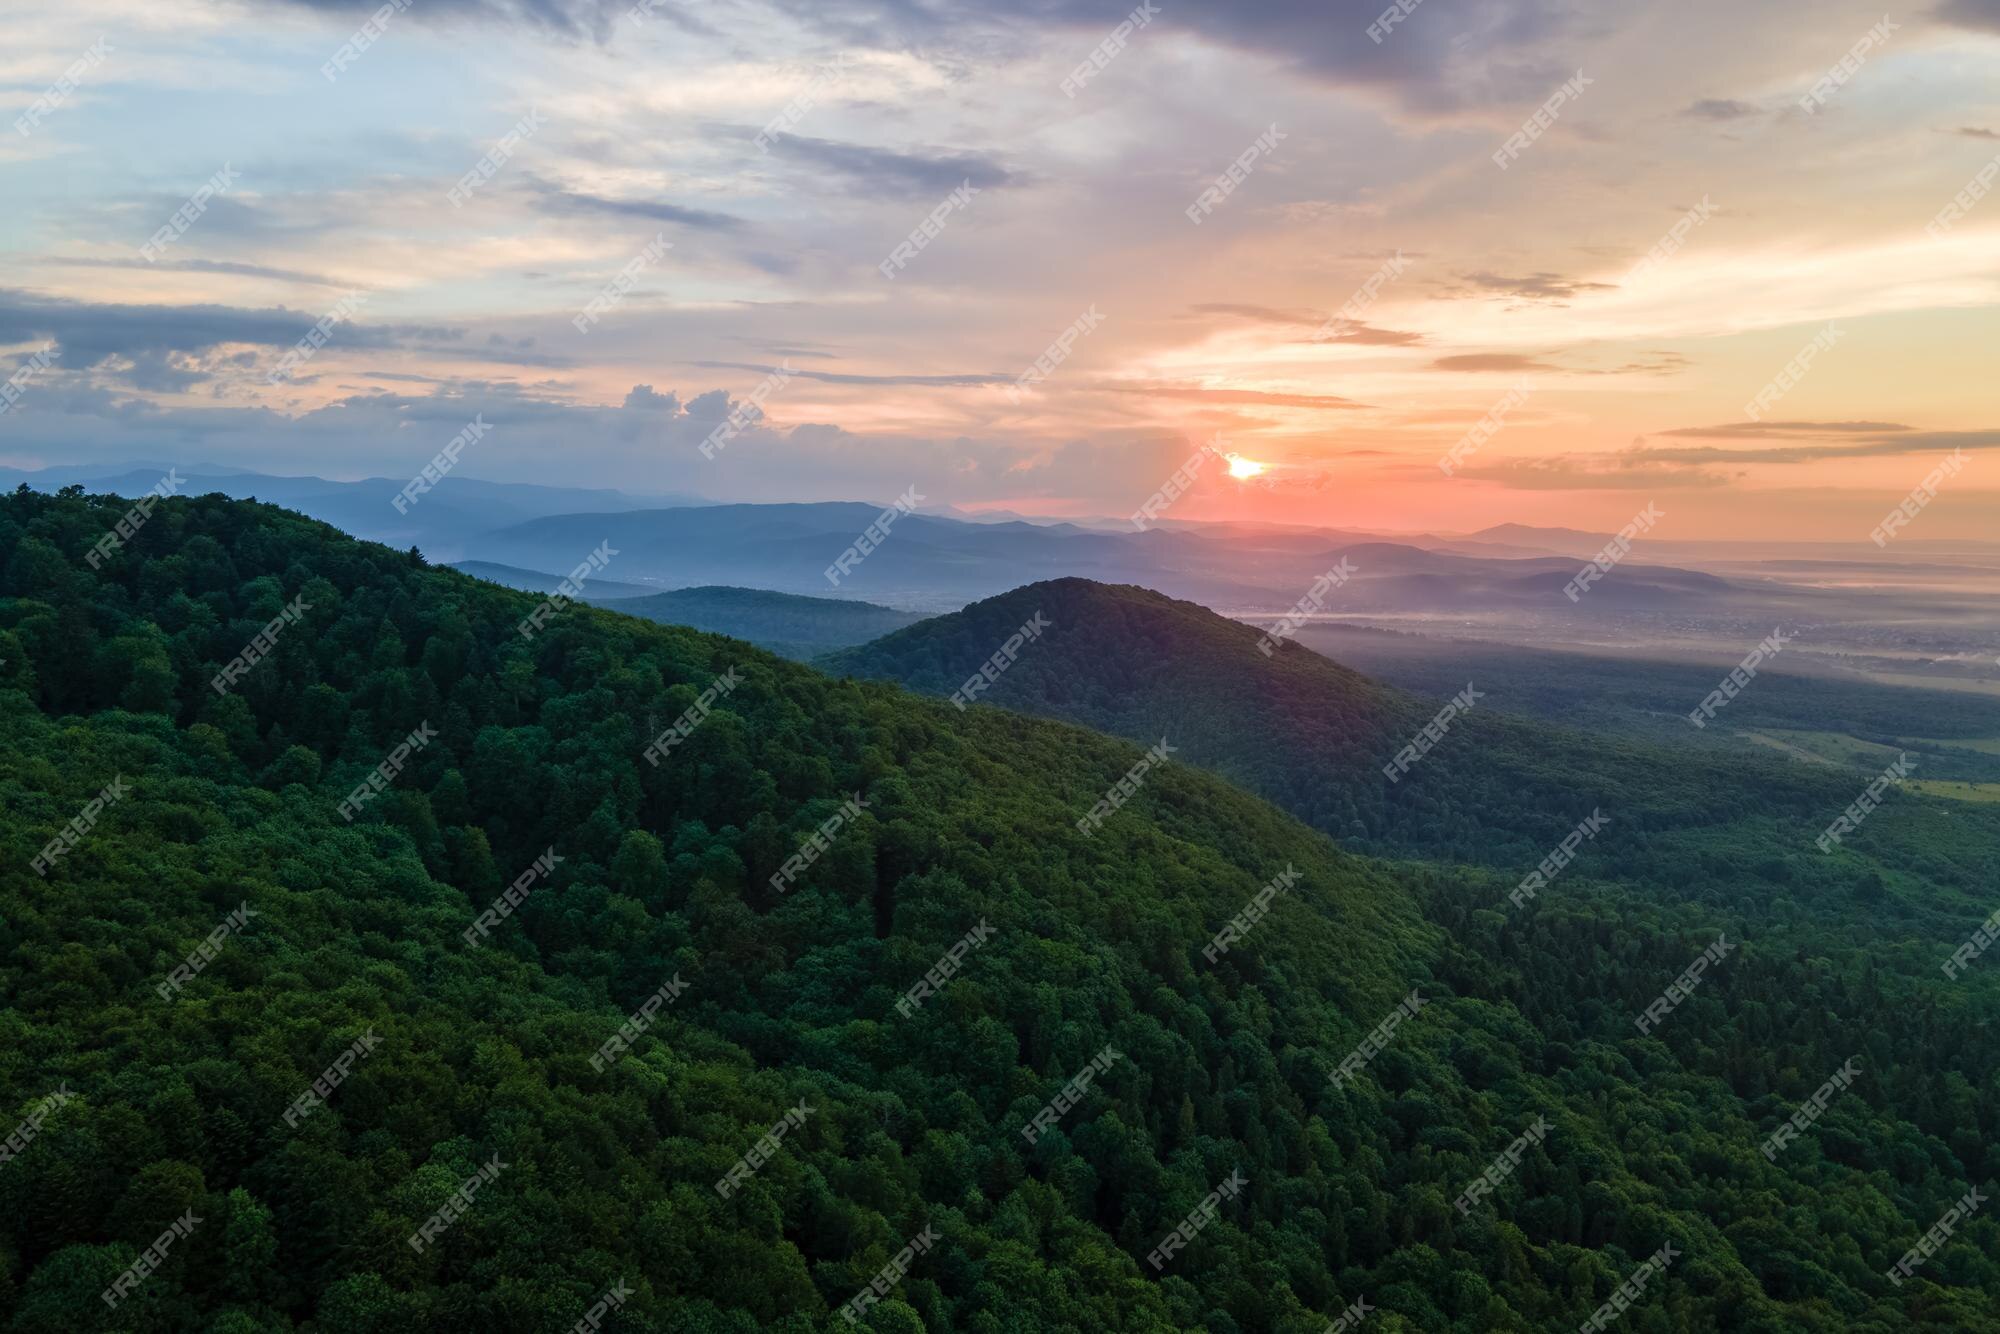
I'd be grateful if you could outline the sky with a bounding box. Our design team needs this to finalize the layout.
[3,0,1998,539]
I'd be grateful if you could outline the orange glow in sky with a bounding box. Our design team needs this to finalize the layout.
[4,2,1996,541]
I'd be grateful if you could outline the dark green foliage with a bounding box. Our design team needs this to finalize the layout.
[1,497,1997,1330]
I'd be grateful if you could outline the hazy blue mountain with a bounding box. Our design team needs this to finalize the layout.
[448,559,665,599]
[604,585,930,659]
[450,560,928,656]
[0,462,703,562]
[468,502,1755,615]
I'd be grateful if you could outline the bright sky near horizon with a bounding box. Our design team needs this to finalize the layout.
[3,0,1998,539]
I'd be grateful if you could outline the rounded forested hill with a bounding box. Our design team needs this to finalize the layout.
[1,489,1996,1331]
[813,577,1954,881]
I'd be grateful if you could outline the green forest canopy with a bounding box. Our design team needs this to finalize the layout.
[1,488,1996,1331]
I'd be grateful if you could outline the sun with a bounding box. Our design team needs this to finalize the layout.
[1225,454,1267,480]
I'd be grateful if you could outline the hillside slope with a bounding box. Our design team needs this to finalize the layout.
[4,495,1426,1331]
[448,564,928,658]
[3,499,1997,1330]
[818,579,1863,872]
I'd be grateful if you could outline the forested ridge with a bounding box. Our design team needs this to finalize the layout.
[816,579,1991,881]
[2,489,1997,1331]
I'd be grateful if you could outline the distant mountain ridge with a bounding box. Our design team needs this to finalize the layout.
[468,502,1752,616]
[450,560,930,657]
[449,559,664,599]
[0,462,702,563]
[18,467,1989,654]
[597,585,929,659]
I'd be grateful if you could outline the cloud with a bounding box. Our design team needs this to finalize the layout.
[0,368,1302,514]
[764,134,1018,196]
[1188,303,1321,326]
[121,353,214,394]
[775,0,1586,116]
[0,289,437,367]
[259,0,628,38]
[531,181,743,231]
[1619,430,2000,466]
[1427,350,1686,376]
[1,380,768,488]
[1454,428,2000,489]
[683,388,732,420]
[40,256,352,288]
[691,360,1009,387]
[1661,420,1913,438]
[1430,353,1561,373]
[1681,99,1760,121]
[1313,324,1425,347]
[1451,271,1618,303]
[1583,353,1691,377]
[260,0,1586,115]
[624,384,681,411]
[1188,304,1423,344]
[739,341,840,360]
[1936,0,2000,32]
[0,292,586,392]
[1450,458,1735,490]
[1091,384,1369,409]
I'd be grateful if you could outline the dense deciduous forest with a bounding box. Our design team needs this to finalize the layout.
[3,490,1998,1330]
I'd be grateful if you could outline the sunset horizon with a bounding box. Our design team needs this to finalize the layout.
[7,0,1998,540]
